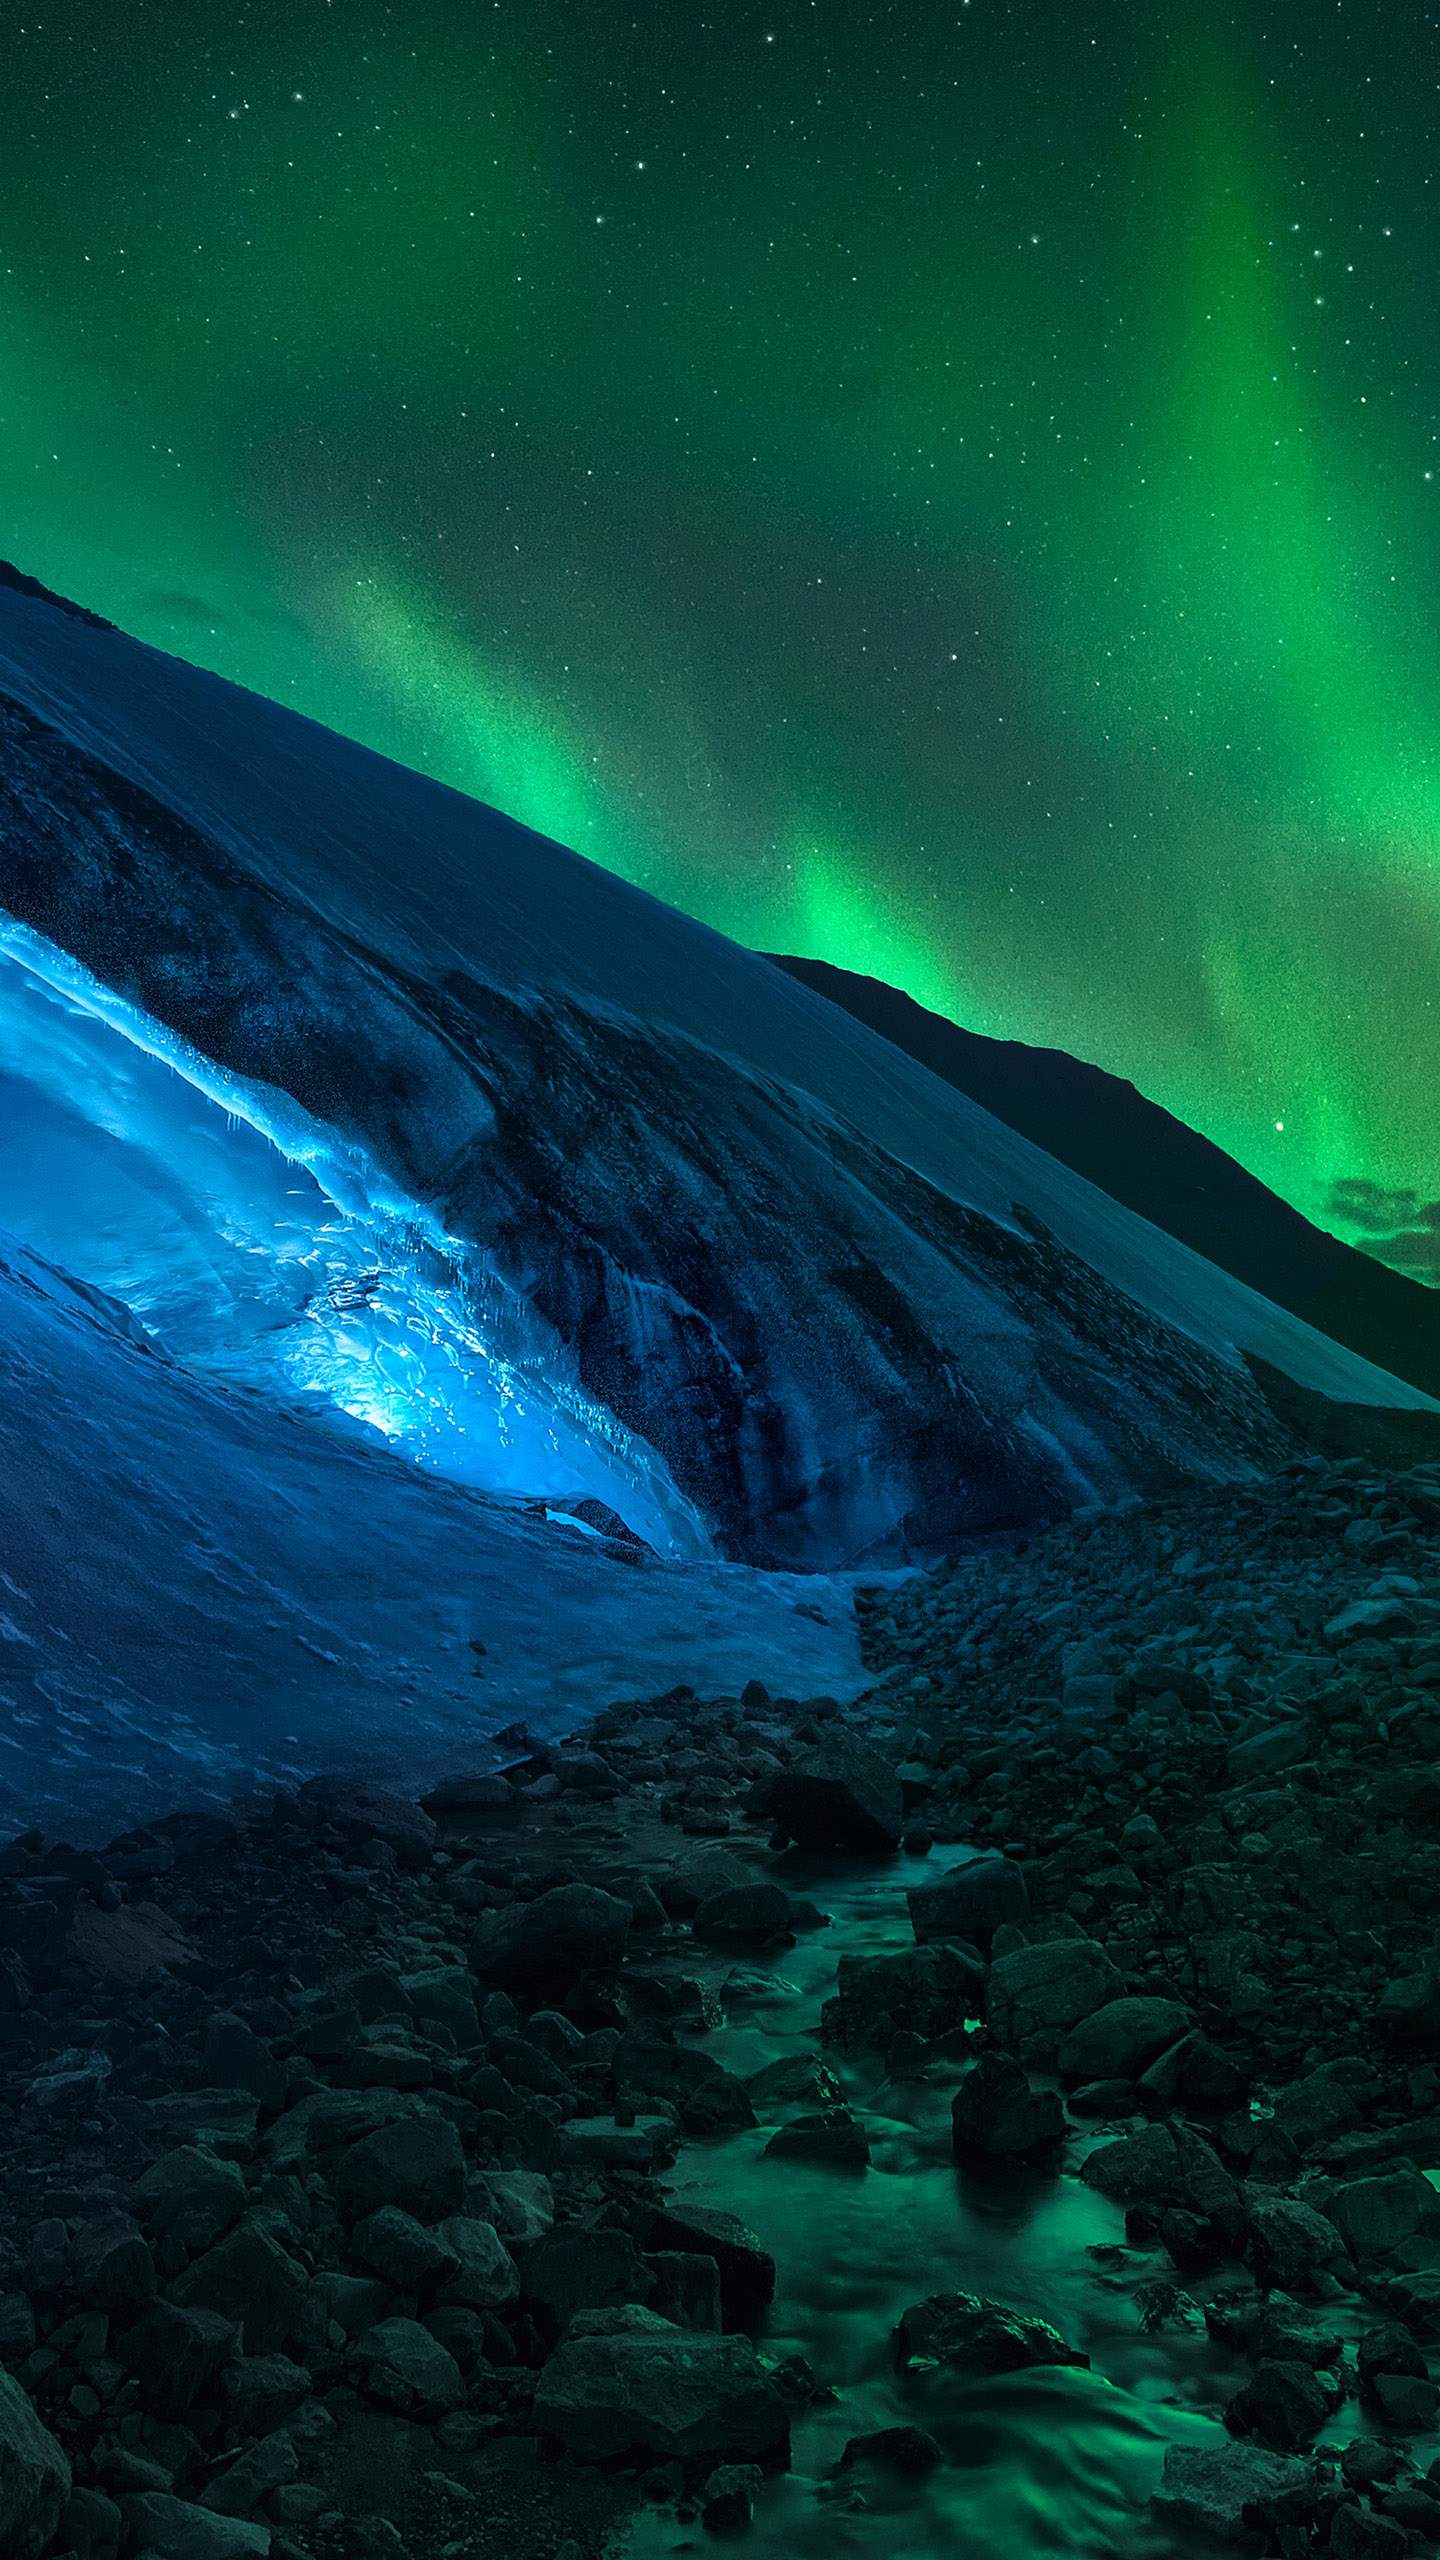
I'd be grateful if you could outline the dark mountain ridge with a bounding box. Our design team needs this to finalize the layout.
[772,954,1440,1403]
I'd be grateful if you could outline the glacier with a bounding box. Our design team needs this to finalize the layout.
[0,569,1434,1832]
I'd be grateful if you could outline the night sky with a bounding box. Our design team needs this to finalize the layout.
[4,2,1438,1274]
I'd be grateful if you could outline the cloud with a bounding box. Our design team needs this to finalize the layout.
[1328,1177,1440,1285]
[1328,1175,1423,1232]
[138,589,232,627]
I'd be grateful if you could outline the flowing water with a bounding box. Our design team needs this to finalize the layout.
[622,1851,1254,2559]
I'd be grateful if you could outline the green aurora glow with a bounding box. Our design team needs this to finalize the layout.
[1,0,1437,1265]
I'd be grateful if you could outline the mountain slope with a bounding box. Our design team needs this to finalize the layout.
[772,954,1440,1401]
[0,573,1433,1609]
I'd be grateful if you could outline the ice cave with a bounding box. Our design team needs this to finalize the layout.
[0,917,707,1559]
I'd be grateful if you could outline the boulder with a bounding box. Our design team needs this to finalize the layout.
[116,2494,270,2557]
[0,2367,70,2559]
[828,1943,984,2052]
[171,2220,307,2356]
[521,2225,650,2327]
[763,2109,870,2166]
[642,2205,775,2331]
[1245,2195,1347,2291]
[1153,2443,1317,2543]
[471,1883,632,1994]
[132,2148,246,2260]
[332,2108,466,2225]
[118,2301,240,2418]
[435,2216,520,2309]
[987,1937,1122,2061]
[350,2316,464,2416]
[1080,2122,1246,2249]
[895,2292,1087,2375]
[1057,1997,1190,2084]
[1326,2170,1439,2259]
[296,1776,436,1866]
[532,2307,789,2464]
[694,1884,794,1942]
[951,2052,1063,2160]
[351,2208,460,2292]
[841,2424,943,2473]
[907,1855,1028,1950]
[1226,2358,1336,2451]
[762,1744,902,1854]
[699,2463,763,2531]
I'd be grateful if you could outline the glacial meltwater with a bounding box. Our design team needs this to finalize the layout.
[619,1850,1354,2560]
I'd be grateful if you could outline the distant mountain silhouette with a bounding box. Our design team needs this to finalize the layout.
[772,954,1440,1402]
[0,560,114,630]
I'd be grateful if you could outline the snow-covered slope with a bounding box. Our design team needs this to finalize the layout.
[0,577,1432,1592]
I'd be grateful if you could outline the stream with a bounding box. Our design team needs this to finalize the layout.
[619,1849,1270,2558]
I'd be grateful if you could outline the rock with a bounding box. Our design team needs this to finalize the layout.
[698,2462,763,2531]
[115,2494,271,2558]
[1154,2443,1317,2543]
[950,2053,1063,2160]
[987,1937,1123,2061]
[532,2309,789,2465]
[296,1776,436,1866]
[647,2251,724,2332]
[0,2292,36,2363]
[642,2206,776,2331]
[1373,2371,1440,2427]
[468,2170,555,2244]
[333,2108,467,2224]
[0,2367,71,2559]
[522,2225,650,2327]
[218,2356,313,2437]
[745,2054,845,2112]
[352,2208,461,2292]
[200,2431,297,2519]
[1057,1996,1190,2084]
[1357,2322,1427,2390]
[1138,2032,1246,2111]
[1326,1597,1416,1644]
[1226,2358,1335,2451]
[1331,2508,1407,2560]
[658,1849,752,1918]
[694,1884,793,1942]
[761,1744,902,1854]
[762,2109,870,2166]
[557,2115,674,2169]
[69,2213,157,2315]
[907,1855,1029,1950]
[350,2316,464,2416]
[55,2485,123,2560]
[172,2220,307,2356]
[840,2425,943,2472]
[612,2029,756,2134]
[828,1943,985,2052]
[118,2301,240,2418]
[434,2217,520,2309]
[1246,2195,1347,2291]
[132,2149,246,2261]
[1081,2122,1246,2251]
[1327,2170,1439,2258]
[471,1883,632,1994]
[895,2292,1087,2375]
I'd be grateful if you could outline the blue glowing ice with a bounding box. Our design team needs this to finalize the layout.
[0,918,708,1557]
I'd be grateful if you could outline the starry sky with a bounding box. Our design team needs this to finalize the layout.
[3,0,1438,1274]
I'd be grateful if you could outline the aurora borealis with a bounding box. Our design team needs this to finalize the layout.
[2,1,1437,1266]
